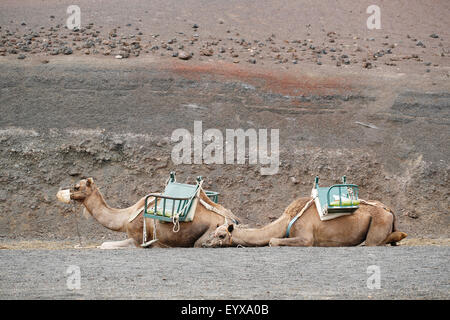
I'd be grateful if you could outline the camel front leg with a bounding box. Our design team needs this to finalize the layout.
[269,235,313,247]
[97,238,138,249]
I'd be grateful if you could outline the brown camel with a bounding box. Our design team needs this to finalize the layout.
[202,197,407,247]
[56,178,240,249]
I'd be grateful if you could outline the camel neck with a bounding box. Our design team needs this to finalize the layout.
[83,188,131,232]
[231,214,291,246]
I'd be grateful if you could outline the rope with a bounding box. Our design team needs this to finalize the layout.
[172,214,180,233]
[142,211,147,244]
[198,189,238,224]
[71,203,83,248]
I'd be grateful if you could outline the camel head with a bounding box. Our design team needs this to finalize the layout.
[202,223,236,248]
[56,178,96,204]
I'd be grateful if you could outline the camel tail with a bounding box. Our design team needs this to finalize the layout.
[385,209,407,246]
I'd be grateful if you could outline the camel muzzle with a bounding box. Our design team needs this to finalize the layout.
[56,189,72,204]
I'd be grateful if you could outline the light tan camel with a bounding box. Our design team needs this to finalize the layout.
[202,197,407,247]
[56,178,240,249]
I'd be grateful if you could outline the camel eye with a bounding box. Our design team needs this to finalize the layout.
[219,234,226,239]
[74,185,80,190]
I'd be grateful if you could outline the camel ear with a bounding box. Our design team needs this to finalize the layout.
[86,178,94,187]
[227,224,234,233]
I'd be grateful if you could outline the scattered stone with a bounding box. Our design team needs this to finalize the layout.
[200,48,213,56]
[192,24,199,29]
[119,51,130,58]
[289,176,299,184]
[248,58,256,64]
[416,41,425,47]
[17,54,26,59]
[178,51,192,60]
[429,33,439,39]
[62,47,73,55]
[363,62,372,69]
[407,211,419,219]
[115,55,123,59]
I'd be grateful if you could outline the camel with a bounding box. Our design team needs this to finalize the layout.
[202,197,407,247]
[56,178,240,249]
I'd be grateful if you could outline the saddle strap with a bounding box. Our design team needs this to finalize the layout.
[286,198,315,238]
[198,197,238,224]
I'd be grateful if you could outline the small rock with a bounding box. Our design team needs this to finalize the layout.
[17,54,26,59]
[200,48,213,56]
[429,33,439,39]
[63,47,73,55]
[289,176,299,184]
[363,62,372,69]
[178,51,192,60]
[407,211,419,219]
[416,41,425,47]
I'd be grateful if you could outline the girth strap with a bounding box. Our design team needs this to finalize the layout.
[286,198,315,238]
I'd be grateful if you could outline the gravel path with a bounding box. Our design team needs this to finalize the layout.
[1,246,448,299]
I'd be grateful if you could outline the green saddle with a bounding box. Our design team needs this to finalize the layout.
[144,172,219,222]
[312,176,359,220]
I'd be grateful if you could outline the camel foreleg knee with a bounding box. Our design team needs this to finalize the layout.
[97,238,138,249]
[269,236,313,247]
